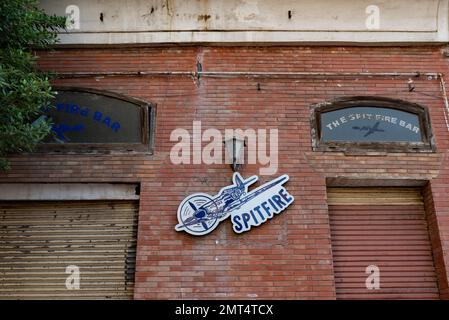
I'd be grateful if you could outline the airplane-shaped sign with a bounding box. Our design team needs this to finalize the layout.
[175,173,294,236]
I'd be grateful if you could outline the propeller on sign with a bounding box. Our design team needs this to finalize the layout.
[188,201,209,230]
[188,201,197,211]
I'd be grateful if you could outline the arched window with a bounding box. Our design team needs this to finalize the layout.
[310,96,435,153]
[39,87,155,153]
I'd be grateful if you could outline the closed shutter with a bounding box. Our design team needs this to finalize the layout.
[328,187,439,300]
[0,200,138,299]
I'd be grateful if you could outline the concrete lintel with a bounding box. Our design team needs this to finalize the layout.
[54,31,449,46]
[0,183,140,201]
[326,177,429,188]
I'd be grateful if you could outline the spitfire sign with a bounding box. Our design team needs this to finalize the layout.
[320,106,423,143]
[175,173,294,236]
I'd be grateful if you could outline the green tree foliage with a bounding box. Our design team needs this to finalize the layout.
[0,0,65,170]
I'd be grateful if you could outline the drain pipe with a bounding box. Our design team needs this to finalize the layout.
[438,73,449,132]
[197,71,435,78]
[56,70,436,79]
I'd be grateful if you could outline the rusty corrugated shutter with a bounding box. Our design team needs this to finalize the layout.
[0,200,138,299]
[328,187,439,300]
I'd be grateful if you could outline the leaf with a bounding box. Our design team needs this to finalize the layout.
[0,0,65,170]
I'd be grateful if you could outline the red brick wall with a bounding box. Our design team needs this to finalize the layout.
[2,46,449,299]
[423,182,449,299]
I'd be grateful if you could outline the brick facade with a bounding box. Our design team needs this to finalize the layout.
[2,45,449,299]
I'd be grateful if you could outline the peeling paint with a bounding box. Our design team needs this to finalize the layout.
[197,14,211,22]
[38,0,448,45]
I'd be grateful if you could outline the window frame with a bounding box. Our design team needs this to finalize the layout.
[310,96,435,153]
[37,87,156,154]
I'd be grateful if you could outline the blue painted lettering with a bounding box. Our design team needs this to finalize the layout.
[253,206,264,220]
[231,187,294,234]
[102,116,111,127]
[70,104,80,114]
[80,108,89,117]
[272,195,286,208]
[242,213,251,229]
[279,189,293,204]
[249,209,259,225]
[268,198,279,211]
[232,215,243,232]
[93,111,102,121]
[111,122,120,132]
[261,201,273,218]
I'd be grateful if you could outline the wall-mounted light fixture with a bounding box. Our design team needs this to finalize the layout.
[408,78,415,92]
[224,136,245,172]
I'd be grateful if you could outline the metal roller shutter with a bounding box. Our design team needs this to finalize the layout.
[328,187,439,300]
[0,200,138,299]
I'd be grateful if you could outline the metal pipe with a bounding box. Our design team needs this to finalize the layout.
[56,71,195,78]
[198,71,436,78]
[438,73,449,131]
[55,70,440,79]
